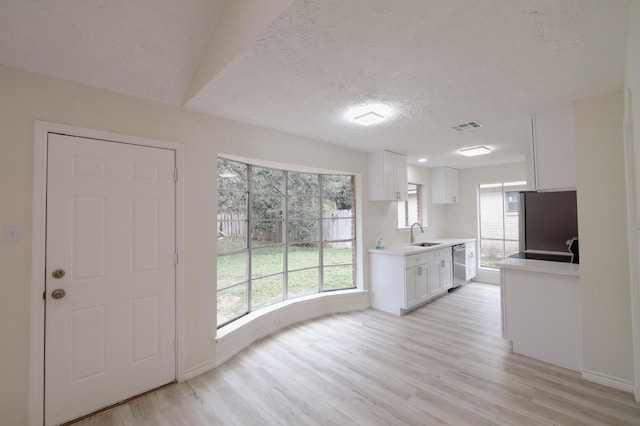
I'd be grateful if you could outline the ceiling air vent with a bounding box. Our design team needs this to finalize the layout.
[450,121,483,132]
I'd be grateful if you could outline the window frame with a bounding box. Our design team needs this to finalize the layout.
[216,158,357,328]
[505,190,520,213]
[478,181,526,270]
[397,182,422,229]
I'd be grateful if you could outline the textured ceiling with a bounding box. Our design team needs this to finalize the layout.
[0,0,630,168]
[0,0,225,104]
[185,0,629,168]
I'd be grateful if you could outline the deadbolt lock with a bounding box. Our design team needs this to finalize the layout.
[52,269,65,279]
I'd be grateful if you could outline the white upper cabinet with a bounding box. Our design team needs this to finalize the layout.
[431,166,459,204]
[532,105,577,190]
[368,150,407,201]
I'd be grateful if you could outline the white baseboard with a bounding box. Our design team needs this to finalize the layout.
[182,360,217,381]
[582,369,634,393]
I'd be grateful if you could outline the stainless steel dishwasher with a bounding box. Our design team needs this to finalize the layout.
[452,244,466,289]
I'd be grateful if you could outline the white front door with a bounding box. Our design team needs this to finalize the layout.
[45,133,176,425]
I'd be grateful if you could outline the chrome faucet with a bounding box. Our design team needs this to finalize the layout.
[410,222,424,243]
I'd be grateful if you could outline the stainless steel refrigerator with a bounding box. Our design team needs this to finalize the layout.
[518,190,579,262]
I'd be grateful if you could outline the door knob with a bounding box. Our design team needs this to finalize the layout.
[51,289,66,300]
[52,269,65,279]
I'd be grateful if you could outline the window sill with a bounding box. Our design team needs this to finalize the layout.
[396,225,428,232]
[215,288,366,340]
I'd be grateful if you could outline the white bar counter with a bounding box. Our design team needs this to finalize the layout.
[498,257,582,371]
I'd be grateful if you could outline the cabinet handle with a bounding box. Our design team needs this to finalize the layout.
[418,267,422,275]
[441,260,445,267]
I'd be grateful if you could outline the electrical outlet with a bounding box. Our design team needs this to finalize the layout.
[3,224,21,243]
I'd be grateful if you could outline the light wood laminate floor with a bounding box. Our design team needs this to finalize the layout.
[72,283,640,425]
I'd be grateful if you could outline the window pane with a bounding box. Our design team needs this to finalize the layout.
[288,172,318,195]
[217,283,247,326]
[505,191,519,212]
[479,185,505,239]
[217,220,247,252]
[288,195,319,219]
[505,240,520,259]
[217,190,247,216]
[251,194,283,219]
[217,252,247,289]
[252,167,284,194]
[407,190,419,225]
[322,175,353,211]
[288,243,319,270]
[323,217,354,241]
[288,268,319,298]
[323,242,353,266]
[480,239,504,269]
[251,246,283,278]
[251,275,283,310]
[325,206,354,221]
[288,219,319,243]
[504,213,520,240]
[323,265,356,291]
[397,183,421,228]
[217,159,247,192]
[251,220,283,246]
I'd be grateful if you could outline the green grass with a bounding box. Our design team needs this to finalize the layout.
[217,243,355,325]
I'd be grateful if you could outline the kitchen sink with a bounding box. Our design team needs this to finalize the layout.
[411,242,441,247]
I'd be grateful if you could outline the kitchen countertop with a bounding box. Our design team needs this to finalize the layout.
[497,256,580,277]
[368,238,476,256]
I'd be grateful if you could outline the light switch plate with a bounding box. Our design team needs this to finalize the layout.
[3,224,21,242]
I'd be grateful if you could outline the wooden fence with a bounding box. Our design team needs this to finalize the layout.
[218,210,353,247]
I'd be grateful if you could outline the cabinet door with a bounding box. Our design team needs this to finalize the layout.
[533,105,576,190]
[466,242,477,280]
[431,167,459,204]
[394,153,408,202]
[416,264,429,301]
[405,266,419,308]
[368,151,407,201]
[428,259,441,296]
[441,257,453,290]
[445,168,459,203]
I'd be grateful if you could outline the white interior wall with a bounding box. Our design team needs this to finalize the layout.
[440,162,528,283]
[624,0,640,400]
[0,64,382,425]
[574,90,634,385]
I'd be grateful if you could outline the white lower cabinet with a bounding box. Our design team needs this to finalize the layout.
[405,263,428,308]
[370,247,452,315]
[429,248,453,296]
[441,253,453,290]
[465,241,477,280]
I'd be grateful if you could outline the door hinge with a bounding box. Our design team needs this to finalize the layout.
[174,168,178,182]
[174,252,178,266]
[43,291,46,300]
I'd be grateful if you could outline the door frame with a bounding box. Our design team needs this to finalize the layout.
[29,121,185,425]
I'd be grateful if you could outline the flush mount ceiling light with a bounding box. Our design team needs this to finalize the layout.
[459,146,491,157]
[346,103,394,126]
[354,111,385,125]
[418,158,427,163]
